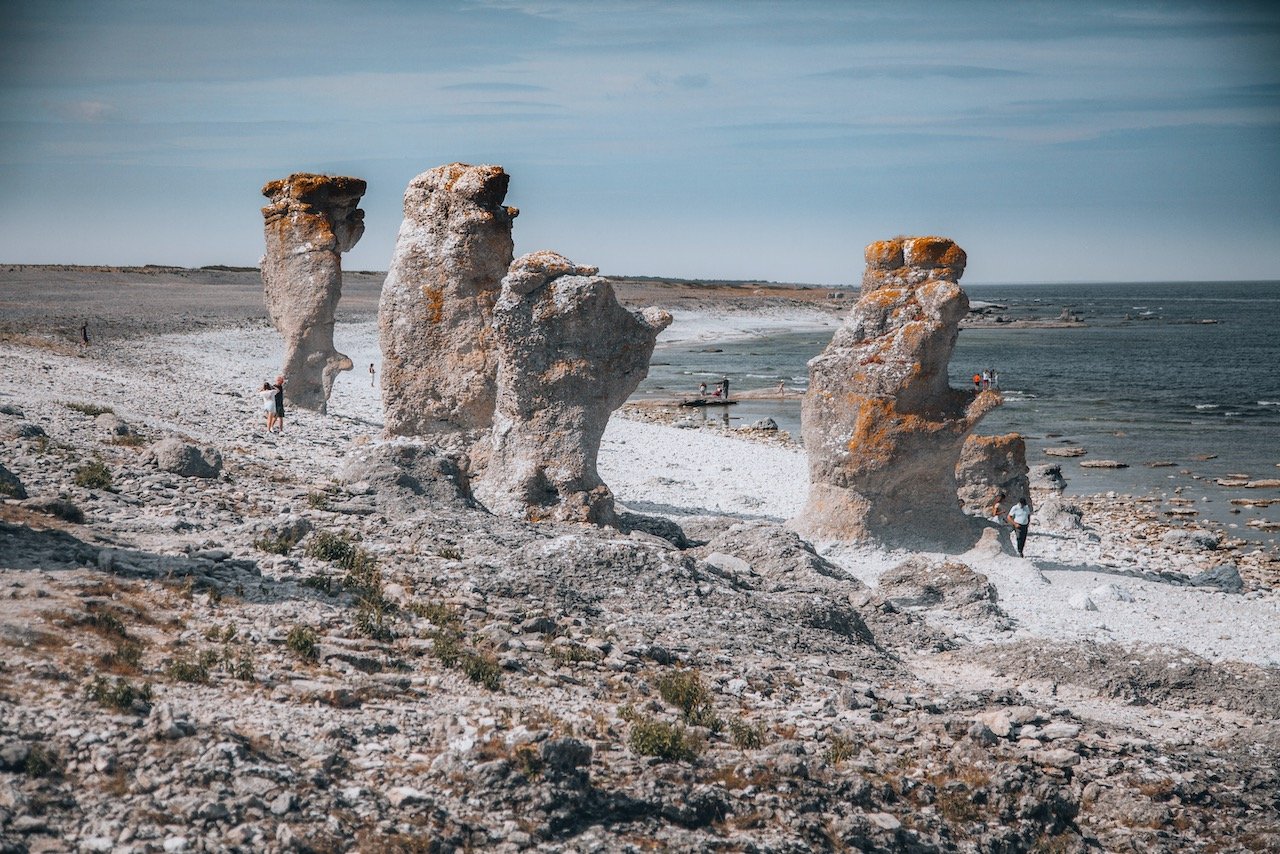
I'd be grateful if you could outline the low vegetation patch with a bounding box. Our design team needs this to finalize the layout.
[85,675,152,712]
[110,433,147,447]
[626,713,702,761]
[550,642,603,666]
[728,716,767,750]
[66,402,114,417]
[824,733,858,766]
[286,624,320,661]
[426,628,500,690]
[73,459,114,491]
[656,669,722,732]
[253,528,306,555]
[23,744,61,779]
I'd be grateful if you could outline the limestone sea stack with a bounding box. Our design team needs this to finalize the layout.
[956,433,1031,515]
[792,236,1001,546]
[378,163,518,438]
[260,173,366,413]
[476,251,672,524]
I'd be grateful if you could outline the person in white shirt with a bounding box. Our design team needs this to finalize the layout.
[258,382,277,432]
[1006,498,1032,557]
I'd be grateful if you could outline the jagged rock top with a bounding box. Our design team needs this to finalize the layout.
[261,173,367,253]
[404,163,519,221]
[861,235,967,296]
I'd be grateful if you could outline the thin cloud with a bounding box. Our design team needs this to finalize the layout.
[807,64,1032,81]
[441,82,551,92]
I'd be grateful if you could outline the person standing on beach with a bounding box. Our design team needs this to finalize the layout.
[1006,498,1031,557]
[972,372,982,392]
[699,381,708,397]
[981,369,991,390]
[991,369,1000,389]
[721,376,730,401]
[258,382,277,432]
[273,376,286,433]
[80,322,89,347]
[776,379,785,395]
[369,363,376,387]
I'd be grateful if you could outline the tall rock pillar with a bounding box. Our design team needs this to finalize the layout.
[260,173,366,413]
[792,237,1000,546]
[476,251,672,524]
[378,163,518,438]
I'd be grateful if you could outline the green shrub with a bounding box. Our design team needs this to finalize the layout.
[656,669,722,732]
[85,675,152,711]
[354,597,393,641]
[224,648,254,682]
[286,624,319,661]
[167,656,210,684]
[460,651,501,690]
[628,715,701,761]
[428,629,462,668]
[73,459,114,491]
[728,716,767,750]
[66,402,113,416]
[307,491,331,510]
[437,546,463,561]
[82,608,128,638]
[110,433,147,447]
[306,530,354,562]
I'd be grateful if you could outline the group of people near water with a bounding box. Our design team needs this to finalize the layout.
[972,369,1000,391]
[257,376,286,433]
[698,377,732,401]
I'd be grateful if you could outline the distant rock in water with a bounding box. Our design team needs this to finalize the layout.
[260,173,366,413]
[378,163,518,438]
[476,251,671,524]
[956,433,1030,515]
[793,236,1000,546]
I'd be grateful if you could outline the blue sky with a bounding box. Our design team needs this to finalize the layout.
[0,0,1277,284]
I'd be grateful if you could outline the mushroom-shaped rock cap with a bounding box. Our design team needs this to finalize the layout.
[262,173,367,209]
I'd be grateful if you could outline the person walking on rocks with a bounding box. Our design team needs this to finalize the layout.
[258,382,277,432]
[273,376,286,433]
[1006,497,1032,557]
[972,372,982,392]
[699,381,708,398]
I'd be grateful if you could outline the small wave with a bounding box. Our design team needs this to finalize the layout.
[1194,404,1218,410]
[1224,411,1243,417]
[1259,401,1280,407]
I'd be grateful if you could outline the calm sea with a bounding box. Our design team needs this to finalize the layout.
[634,281,1280,546]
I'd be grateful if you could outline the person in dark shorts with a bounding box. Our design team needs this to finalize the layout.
[1006,498,1031,557]
[273,376,286,433]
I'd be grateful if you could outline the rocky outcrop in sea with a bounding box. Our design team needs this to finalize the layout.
[794,237,1001,546]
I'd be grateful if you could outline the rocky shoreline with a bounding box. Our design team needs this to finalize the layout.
[0,313,1277,852]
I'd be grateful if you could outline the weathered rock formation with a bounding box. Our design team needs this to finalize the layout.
[260,173,366,413]
[476,251,671,524]
[378,163,518,437]
[793,236,1000,545]
[956,433,1030,515]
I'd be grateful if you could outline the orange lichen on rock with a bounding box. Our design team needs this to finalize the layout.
[864,239,905,270]
[793,235,995,547]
